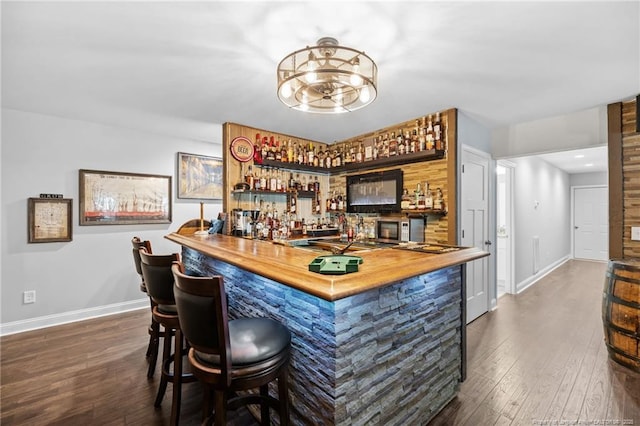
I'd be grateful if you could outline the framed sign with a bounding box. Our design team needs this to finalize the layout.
[79,169,172,225]
[229,136,254,163]
[28,197,73,243]
[177,152,223,200]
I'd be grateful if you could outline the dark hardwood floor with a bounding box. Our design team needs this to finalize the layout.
[1,259,638,425]
[429,259,640,425]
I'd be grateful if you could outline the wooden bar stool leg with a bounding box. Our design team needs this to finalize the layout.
[214,390,226,425]
[154,325,172,407]
[146,318,160,378]
[278,370,290,426]
[169,329,183,426]
[260,385,270,426]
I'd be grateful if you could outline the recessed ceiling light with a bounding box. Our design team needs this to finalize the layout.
[585,163,593,167]
[575,154,585,159]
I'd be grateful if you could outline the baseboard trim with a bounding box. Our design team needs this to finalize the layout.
[516,255,570,294]
[0,299,148,336]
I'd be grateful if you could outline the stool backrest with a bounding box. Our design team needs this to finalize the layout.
[139,249,180,306]
[131,237,152,277]
[171,263,232,379]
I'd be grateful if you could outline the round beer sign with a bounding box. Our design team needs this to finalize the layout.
[229,136,254,163]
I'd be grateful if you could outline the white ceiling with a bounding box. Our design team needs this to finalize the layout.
[2,1,639,148]
[536,145,608,174]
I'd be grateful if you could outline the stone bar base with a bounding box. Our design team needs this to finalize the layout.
[183,247,463,425]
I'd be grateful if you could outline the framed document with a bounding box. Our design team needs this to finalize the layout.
[28,198,73,243]
[79,169,172,225]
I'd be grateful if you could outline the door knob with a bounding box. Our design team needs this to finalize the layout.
[485,240,492,246]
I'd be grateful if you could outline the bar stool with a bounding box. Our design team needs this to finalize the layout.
[139,249,195,425]
[131,236,161,378]
[171,262,291,425]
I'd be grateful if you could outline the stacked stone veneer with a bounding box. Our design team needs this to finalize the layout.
[183,247,462,426]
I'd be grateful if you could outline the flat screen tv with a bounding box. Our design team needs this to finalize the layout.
[346,169,403,213]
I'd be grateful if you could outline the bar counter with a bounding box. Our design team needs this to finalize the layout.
[165,233,487,301]
[166,232,488,425]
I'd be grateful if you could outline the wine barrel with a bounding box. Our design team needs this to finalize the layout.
[602,259,640,372]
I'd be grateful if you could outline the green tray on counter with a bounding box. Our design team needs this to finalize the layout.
[308,255,363,275]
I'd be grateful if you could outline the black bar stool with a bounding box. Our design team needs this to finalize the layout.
[139,249,195,425]
[131,236,162,378]
[172,262,291,425]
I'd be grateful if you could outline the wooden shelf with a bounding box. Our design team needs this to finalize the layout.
[401,209,447,216]
[257,149,446,175]
[231,189,316,199]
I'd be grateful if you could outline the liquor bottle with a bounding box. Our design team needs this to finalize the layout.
[337,192,344,211]
[426,115,435,150]
[434,188,444,210]
[418,120,427,152]
[289,193,297,214]
[245,165,255,189]
[275,138,282,161]
[287,139,294,163]
[373,137,379,160]
[269,168,276,191]
[356,143,364,163]
[261,136,269,161]
[307,143,315,166]
[276,169,283,192]
[425,186,434,209]
[325,150,332,168]
[267,136,276,161]
[398,132,407,155]
[414,183,422,207]
[288,172,295,190]
[315,193,322,214]
[254,133,263,164]
[417,184,426,209]
[259,169,267,191]
[389,132,398,156]
[330,191,337,211]
[297,145,304,165]
[433,112,442,149]
[401,188,411,210]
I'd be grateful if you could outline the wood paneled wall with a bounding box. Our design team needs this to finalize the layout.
[609,98,640,259]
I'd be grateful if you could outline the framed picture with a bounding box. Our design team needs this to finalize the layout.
[28,197,73,243]
[79,169,172,225]
[177,152,223,200]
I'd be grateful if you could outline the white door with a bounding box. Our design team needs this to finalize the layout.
[461,149,490,323]
[574,186,608,261]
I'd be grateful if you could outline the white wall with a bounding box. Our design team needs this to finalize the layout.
[512,156,571,290]
[570,171,608,187]
[1,109,223,333]
[492,106,607,158]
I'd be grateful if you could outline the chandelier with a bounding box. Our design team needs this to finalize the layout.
[277,37,378,114]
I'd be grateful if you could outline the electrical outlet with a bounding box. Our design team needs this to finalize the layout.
[632,227,640,241]
[23,290,36,304]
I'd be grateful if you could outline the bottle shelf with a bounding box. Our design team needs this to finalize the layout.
[401,209,447,216]
[231,189,316,199]
[257,149,445,175]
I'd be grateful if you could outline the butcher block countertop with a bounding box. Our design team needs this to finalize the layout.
[165,232,488,301]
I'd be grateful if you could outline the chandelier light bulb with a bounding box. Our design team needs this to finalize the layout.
[279,81,292,99]
[350,57,363,86]
[359,85,371,103]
